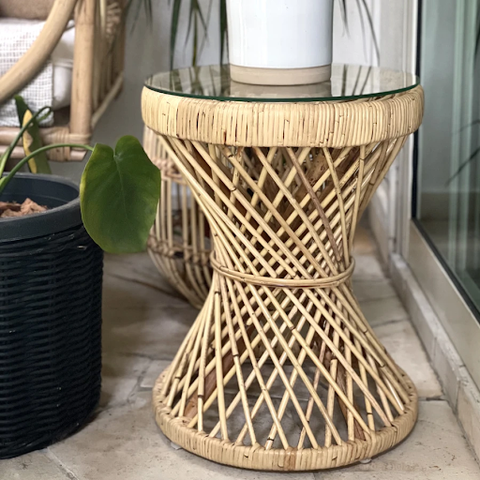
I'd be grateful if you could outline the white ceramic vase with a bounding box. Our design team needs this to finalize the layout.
[226,0,334,86]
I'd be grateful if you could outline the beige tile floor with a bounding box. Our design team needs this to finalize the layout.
[2,228,479,480]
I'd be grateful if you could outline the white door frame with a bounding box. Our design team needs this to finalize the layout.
[369,0,418,266]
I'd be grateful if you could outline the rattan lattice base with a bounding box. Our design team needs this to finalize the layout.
[153,363,417,470]
[142,85,424,471]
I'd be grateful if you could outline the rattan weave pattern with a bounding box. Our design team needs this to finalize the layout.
[0,224,103,459]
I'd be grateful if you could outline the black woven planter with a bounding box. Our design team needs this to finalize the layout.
[0,174,103,459]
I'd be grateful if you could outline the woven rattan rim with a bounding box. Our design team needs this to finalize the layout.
[141,85,424,148]
[153,366,418,471]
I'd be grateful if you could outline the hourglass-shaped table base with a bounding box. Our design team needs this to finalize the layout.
[142,84,424,471]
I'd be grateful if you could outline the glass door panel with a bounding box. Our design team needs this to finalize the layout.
[416,0,480,314]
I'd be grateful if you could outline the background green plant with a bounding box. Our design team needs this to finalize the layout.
[128,0,379,69]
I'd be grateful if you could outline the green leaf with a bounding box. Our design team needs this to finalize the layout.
[198,0,214,58]
[219,0,227,64]
[186,0,196,42]
[357,0,380,63]
[126,0,153,32]
[447,145,480,185]
[15,96,51,174]
[170,0,182,69]
[339,0,349,33]
[80,136,161,254]
[192,9,198,66]
[185,0,209,66]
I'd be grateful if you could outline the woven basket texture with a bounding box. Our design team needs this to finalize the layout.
[0,224,103,459]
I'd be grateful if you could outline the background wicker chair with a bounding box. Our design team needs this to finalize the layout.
[0,0,125,161]
[144,127,212,310]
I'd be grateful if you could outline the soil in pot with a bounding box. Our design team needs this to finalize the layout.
[0,198,47,218]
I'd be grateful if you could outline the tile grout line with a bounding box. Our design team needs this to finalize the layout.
[127,359,155,404]
[45,449,82,480]
[112,351,175,362]
[104,272,186,299]
[419,396,446,402]
[358,294,401,305]
[372,317,408,328]
[98,358,161,413]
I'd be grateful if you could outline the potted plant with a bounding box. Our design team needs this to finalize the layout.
[0,99,160,458]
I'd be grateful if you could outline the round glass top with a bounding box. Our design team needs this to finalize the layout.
[145,64,419,103]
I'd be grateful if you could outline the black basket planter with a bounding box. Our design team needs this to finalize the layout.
[0,174,103,459]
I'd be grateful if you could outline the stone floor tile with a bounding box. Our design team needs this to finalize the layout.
[100,353,151,408]
[139,359,172,389]
[49,392,315,480]
[102,253,198,360]
[352,254,386,281]
[48,397,480,480]
[0,451,68,480]
[373,320,442,399]
[8,237,478,479]
[360,295,409,328]
[102,302,197,360]
[352,279,397,302]
[315,472,470,479]
[314,401,480,480]
[352,224,377,256]
[104,253,180,295]
[103,266,186,309]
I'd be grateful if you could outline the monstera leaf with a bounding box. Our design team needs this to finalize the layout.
[80,136,160,254]
[15,96,51,174]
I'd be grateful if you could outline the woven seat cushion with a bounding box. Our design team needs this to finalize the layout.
[0,0,55,20]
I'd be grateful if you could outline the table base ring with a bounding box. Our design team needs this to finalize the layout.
[153,366,418,471]
[210,256,356,289]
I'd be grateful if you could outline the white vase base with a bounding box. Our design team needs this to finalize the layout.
[230,64,332,86]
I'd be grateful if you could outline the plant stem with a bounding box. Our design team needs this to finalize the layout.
[0,143,94,196]
[0,106,52,177]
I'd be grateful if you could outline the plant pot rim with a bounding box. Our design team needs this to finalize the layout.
[0,173,81,243]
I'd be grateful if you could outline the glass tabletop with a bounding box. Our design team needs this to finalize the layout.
[145,64,419,103]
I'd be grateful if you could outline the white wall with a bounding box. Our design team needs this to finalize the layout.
[52,0,380,182]
[368,0,418,262]
[333,0,379,67]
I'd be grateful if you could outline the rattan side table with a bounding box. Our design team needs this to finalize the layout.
[142,64,424,471]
